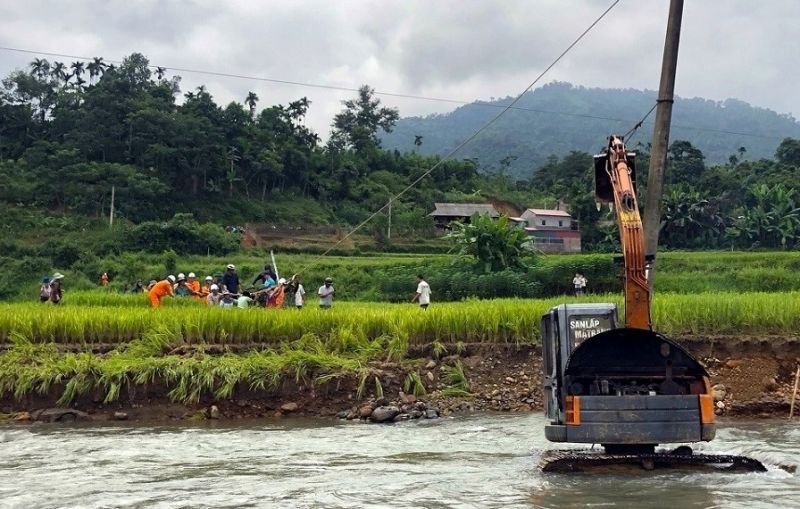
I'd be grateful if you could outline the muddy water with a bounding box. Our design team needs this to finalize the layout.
[0,414,797,509]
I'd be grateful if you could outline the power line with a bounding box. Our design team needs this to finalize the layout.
[299,0,622,270]
[0,45,789,141]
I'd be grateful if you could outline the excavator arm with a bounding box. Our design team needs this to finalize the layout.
[593,135,651,330]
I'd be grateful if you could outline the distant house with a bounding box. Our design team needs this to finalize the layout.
[517,208,581,253]
[428,203,500,233]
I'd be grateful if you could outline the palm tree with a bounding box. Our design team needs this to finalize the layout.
[86,57,106,84]
[414,135,423,151]
[51,61,68,84]
[245,91,259,118]
[155,66,167,80]
[70,61,86,83]
[30,58,50,78]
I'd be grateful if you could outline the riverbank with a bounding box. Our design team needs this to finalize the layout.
[2,336,798,424]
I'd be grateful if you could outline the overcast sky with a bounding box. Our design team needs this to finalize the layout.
[1,0,798,137]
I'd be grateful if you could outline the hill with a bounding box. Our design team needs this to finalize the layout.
[381,82,800,178]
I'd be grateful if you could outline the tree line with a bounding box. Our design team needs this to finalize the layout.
[2,52,800,252]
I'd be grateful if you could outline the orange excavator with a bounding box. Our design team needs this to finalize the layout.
[538,135,764,471]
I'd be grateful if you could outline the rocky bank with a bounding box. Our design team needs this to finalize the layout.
[2,336,799,424]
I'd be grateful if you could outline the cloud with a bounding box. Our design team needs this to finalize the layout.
[0,0,798,138]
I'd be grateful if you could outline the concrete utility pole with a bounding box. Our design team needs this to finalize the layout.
[109,185,115,228]
[642,0,684,285]
[387,201,392,240]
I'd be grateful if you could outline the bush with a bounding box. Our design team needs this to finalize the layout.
[125,214,240,255]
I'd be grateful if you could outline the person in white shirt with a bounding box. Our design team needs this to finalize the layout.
[293,275,306,309]
[412,274,431,310]
[318,277,335,309]
[572,273,587,296]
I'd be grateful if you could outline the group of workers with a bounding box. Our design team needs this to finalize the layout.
[147,264,331,310]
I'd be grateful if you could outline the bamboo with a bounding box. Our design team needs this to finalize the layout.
[790,365,800,419]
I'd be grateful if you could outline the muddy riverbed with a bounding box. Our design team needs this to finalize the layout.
[1,414,797,508]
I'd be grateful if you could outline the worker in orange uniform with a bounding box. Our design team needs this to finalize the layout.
[148,275,176,308]
[186,272,202,301]
[100,272,109,287]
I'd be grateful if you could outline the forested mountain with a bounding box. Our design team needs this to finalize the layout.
[381,82,800,178]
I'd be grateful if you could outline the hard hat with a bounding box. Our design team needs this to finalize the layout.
[167,275,176,283]
[52,272,65,280]
[210,284,219,291]
[177,273,186,280]
[226,264,236,270]
[205,276,213,281]
[324,277,333,283]
[188,272,196,278]
[278,278,287,285]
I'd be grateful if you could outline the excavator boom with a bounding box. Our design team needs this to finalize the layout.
[593,136,651,330]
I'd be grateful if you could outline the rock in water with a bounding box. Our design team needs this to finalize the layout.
[393,413,411,423]
[281,402,299,412]
[359,405,375,418]
[370,406,400,423]
[30,408,91,423]
[336,410,349,419]
[113,412,129,421]
[424,409,440,419]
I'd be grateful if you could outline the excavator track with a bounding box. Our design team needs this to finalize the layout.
[540,450,767,473]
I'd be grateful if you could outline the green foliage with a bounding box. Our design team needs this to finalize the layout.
[447,214,531,273]
[126,214,240,255]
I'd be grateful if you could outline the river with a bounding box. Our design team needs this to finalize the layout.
[0,414,797,508]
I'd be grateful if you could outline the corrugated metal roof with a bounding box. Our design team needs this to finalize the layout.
[429,203,500,217]
[525,208,572,217]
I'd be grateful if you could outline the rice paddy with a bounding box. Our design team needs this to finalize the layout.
[2,292,798,406]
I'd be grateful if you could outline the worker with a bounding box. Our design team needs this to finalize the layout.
[39,277,51,303]
[318,277,335,309]
[206,284,221,306]
[573,272,588,296]
[131,280,145,294]
[219,290,236,308]
[411,274,431,310]
[237,290,254,309]
[50,273,64,304]
[100,272,109,287]
[174,274,192,297]
[222,264,240,294]
[148,275,175,308]
[186,272,202,300]
[200,276,213,301]
[252,265,278,287]
[267,278,287,308]
[293,275,305,310]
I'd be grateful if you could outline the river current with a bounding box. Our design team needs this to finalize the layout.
[1,414,797,508]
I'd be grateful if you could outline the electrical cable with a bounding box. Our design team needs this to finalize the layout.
[297,0,622,271]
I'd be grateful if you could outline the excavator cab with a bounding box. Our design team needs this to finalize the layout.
[541,306,716,449]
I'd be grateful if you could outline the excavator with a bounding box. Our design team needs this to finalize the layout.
[538,135,765,472]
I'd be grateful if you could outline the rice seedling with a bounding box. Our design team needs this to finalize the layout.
[403,372,427,397]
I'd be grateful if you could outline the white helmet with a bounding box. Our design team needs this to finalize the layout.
[205,276,213,281]
[278,278,287,285]
[226,264,236,270]
[210,284,219,291]
[167,275,176,283]
[177,273,186,280]
[188,272,196,278]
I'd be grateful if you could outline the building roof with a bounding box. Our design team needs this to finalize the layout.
[429,203,500,217]
[524,208,572,218]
